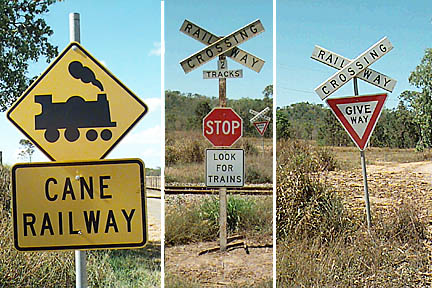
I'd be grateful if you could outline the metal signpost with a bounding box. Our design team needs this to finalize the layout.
[249,107,271,156]
[180,19,264,251]
[7,13,149,288]
[312,37,396,231]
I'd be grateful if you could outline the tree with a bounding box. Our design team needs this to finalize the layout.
[18,139,35,162]
[317,109,351,147]
[276,110,291,140]
[262,84,273,100]
[400,48,432,150]
[1,0,58,111]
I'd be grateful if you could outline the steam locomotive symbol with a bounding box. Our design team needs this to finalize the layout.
[34,60,117,143]
[35,94,117,143]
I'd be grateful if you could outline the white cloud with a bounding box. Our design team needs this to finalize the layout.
[148,42,161,56]
[145,97,161,112]
[123,125,162,145]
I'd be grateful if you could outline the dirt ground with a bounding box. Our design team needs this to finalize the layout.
[165,236,273,287]
[163,161,432,287]
[325,160,432,220]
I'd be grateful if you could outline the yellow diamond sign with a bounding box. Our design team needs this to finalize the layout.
[7,42,148,161]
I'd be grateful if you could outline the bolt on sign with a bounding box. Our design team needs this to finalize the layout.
[203,108,243,147]
[314,37,393,100]
[11,159,147,251]
[206,149,244,187]
[180,19,265,73]
[253,121,269,136]
[203,59,243,79]
[311,45,396,93]
[326,94,387,150]
[7,42,148,161]
[179,19,265,73]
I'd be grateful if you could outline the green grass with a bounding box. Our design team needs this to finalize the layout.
[165,195,272,246]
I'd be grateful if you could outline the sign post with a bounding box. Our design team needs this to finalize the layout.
[354,78,372,230]
[181,19,264,251]
[312,37,396,231]
[7,13,149,288]
[70,13,87,288]
[218,55,228,252]
[249,107,271,156]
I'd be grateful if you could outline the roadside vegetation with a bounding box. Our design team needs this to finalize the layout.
[165,194,272,246]
[165,130,272,184]
[276,140,430,287]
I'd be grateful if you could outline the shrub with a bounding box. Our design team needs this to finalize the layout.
[277,139,353,242]
[165,195,272,245]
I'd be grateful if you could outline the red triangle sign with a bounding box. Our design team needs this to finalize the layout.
[253,121,269,136]
[326,93,387,150]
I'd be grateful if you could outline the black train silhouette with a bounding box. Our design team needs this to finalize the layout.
[34,94,117,143]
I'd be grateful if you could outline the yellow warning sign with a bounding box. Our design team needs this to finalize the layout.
[7,42,148,161]
[11,159,147,251]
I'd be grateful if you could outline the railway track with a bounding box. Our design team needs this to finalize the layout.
[162,185,273,195]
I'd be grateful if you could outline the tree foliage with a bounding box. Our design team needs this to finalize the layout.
[165,89,273,137]
[18,139,35,162]
[277,101,420,149]
[0,0,58,111]
[400,48,432,150]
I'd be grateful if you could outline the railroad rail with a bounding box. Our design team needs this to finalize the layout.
[164,185,273,195]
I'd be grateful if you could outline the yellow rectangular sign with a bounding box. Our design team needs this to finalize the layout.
[11,159,147,251]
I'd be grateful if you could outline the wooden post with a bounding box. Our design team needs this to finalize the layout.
[218,55,227,252]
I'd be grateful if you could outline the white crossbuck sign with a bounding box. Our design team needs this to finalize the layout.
[180,19,265,74]
[249,107,271,122]
[313,37,394,100]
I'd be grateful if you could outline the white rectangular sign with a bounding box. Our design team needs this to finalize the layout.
[206,149,244,187]
[311,45,396,93]
[218,59,227,70]
[180,19,264,73]
[180,19,265,73]
[314,37,393,100]
[203,69,243,79]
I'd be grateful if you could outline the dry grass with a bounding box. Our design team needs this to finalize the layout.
[165,130,273,184]
[276,140,431,287]
[328,146,432,170]
[277,203,429,287]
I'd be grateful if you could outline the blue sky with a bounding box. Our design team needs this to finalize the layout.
[0,1,162,168]
[277,0,432,109]
[165,0,273,100]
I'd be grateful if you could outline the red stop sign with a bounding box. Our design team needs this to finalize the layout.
[203,107,243,147]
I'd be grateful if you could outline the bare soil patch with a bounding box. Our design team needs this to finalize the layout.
[165,236,272,287]
[326,160,432,248]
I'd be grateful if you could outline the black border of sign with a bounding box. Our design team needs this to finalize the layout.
[6,42,148,161]
[205,148,245,188]
[11,158,147,251]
